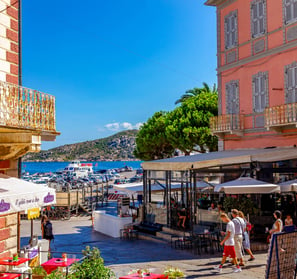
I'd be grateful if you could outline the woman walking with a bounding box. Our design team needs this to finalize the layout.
[238,211,255,261]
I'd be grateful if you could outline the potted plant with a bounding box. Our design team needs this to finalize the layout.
[164,266,185,279]
[31,266,47,279]
[69,246,116,279]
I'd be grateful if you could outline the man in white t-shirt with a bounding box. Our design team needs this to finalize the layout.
[231,208,246,266]
[213,213,242,273]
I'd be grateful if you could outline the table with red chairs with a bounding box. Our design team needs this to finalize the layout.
[0,257,30,268]
[41,258,78,276]
[0,257,29,279]
[119,273,168,279]
[0,273,22,279]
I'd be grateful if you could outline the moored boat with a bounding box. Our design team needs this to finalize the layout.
[63,161,93,177]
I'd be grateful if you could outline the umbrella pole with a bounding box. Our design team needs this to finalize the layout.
[31,219,33,240]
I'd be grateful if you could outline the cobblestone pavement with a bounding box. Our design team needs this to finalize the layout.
[21,217,268,278]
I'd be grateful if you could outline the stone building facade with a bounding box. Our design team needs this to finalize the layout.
[0,0,58,258]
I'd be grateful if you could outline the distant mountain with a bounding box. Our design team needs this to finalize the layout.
[23,130,139,162]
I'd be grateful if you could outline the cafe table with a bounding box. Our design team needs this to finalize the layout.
[41,258,78,276]
[0,257,30,274]
[0,273,22,279]
[119,273,168,279]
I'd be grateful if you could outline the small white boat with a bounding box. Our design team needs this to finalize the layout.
[63,161,93,177]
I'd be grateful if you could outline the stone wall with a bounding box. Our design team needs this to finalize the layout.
[0,213,18,258]
[0,0,19,84]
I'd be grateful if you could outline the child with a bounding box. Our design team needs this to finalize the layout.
[213,213,242,273]
[285,214,293,226]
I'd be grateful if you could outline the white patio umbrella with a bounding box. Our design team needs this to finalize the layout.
[214,177,280,194]
[278,179,297,192]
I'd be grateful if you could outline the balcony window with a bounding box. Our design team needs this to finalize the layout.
[285,62,297,103]
[252,72,268,112]
[226,80,239,114]
[251,0,266,37]
[284,0,297,24]
[224,11,238,49]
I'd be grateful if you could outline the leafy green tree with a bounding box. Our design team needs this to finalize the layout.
[175,82,217,105]
[134,111,175,161]
[166,91,218,155]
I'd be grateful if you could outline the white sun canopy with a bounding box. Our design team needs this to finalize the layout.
[214,177,280,194]
[278,179,297,192]
[0,174,56,214]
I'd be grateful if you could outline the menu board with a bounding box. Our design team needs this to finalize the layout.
[265,230,297,279]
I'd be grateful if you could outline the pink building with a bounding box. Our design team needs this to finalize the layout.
[206,0,297,151]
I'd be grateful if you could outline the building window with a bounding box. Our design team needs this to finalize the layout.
[285,62,297,103]
[252,72,268,113]
[224,11,238,49]
[251,0,266,37]
[226,80,239,114]
[284,0,297,24]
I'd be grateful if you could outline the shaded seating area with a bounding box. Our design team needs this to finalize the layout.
[170,227,223,256]
[133,221,163,236]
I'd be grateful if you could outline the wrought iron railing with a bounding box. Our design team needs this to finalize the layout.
[210,114,244,133]
[265,103,297,127]
[0,81,56,132]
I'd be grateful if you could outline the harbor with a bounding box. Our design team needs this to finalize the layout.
[21,161,142,220]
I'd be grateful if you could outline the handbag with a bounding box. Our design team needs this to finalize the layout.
[242,231,249,248]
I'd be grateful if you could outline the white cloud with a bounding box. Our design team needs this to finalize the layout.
[105,123,120,131]
[104,122,143,131]
[121,122,133,129]
[135,122,143,129]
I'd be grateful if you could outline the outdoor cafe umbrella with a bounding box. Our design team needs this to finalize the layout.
[278,179,297,192]
[214,177,280,194]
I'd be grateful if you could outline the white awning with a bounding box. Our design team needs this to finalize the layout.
[0,174,56,214]
[214,177,280,194]
[278,179,297,192]
[142,147,297,171]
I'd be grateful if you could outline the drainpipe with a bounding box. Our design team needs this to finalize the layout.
[18,0,22,179]
[17,0,22,253]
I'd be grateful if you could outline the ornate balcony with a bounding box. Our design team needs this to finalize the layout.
[0,81,59,160]
[265,103,297,132]
[210,114,244,138]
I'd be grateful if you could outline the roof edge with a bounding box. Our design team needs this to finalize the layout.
[204,0,225,7]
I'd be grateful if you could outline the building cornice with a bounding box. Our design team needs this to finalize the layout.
[204,0,226,7]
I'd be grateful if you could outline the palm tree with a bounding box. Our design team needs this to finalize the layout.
[175,82,218,105]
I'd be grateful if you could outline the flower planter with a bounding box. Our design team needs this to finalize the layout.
[32,275,46,279]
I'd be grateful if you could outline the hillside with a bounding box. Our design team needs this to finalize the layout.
[23,130,139,162]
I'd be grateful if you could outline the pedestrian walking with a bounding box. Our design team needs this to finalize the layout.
[231,209,245,266]
[238,211,255,261]
[41,215,54,250]
[213,213,242,273]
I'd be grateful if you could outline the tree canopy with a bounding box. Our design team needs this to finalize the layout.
[134,111,175,161]
[175,82,218,105]
[134,83,218,161]
[166,91,218,155]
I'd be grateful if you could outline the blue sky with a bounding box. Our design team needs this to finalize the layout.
[21,0,217,150]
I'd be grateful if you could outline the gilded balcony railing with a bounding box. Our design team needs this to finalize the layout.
[0,81,56,132]
[265,103,297,127]
[210,114,244,134]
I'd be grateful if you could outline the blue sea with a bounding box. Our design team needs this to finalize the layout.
[21,161,142,174]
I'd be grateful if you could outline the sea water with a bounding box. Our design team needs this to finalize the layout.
[22,161,142,174]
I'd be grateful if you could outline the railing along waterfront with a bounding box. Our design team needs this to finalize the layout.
[265,103,297,127]
[210,114,244,133]
[0,81,56,131]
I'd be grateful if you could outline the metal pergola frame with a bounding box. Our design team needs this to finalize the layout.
[142,156,297,230]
